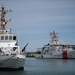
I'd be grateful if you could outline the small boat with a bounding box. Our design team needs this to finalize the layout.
[0,5,27,70]
[35,31,75,59]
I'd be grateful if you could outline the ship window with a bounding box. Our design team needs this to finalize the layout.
[9,36,12,40]
[13,36,16,40]
[5,36,8,40]
[1,36,4,40]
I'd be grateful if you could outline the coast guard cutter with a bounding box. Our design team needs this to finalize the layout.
[35,31,75,59]
[0,5,26,70]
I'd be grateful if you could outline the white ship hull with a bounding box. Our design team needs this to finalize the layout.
[35,50,75,59]
[0,54,26,70]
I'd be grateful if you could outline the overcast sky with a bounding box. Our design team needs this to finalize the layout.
[0,0,75,52]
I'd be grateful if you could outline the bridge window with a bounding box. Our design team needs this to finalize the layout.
[9,36,12,40]
[5,36,8,40]
[13,36,16,40]
[1,36,4,40]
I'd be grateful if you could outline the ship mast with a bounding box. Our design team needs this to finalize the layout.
[50,31,59,44]
[0,5,12,33]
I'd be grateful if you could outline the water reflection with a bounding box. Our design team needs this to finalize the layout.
[0,58,75,75]
[25,58,75,73]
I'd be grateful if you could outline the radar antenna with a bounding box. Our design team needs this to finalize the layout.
[0,5,13,33]
[50,31,59,44]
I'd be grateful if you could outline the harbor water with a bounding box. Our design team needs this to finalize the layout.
[0,58,75,75]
